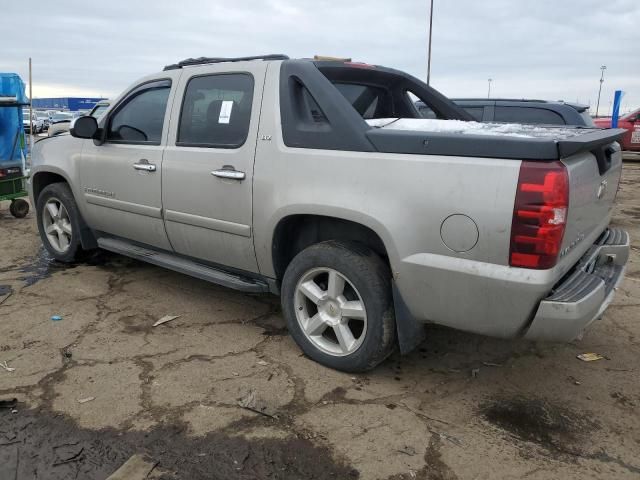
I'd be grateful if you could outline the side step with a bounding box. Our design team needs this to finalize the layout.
[97,237,269,293]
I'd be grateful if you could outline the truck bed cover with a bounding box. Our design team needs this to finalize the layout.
[366,118,626,160]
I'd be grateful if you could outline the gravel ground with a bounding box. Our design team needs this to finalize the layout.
[0,163,639,479]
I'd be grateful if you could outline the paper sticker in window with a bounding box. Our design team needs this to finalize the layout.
[219,101,233,124]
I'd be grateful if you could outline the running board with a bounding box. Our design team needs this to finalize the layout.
[97,237,269,293]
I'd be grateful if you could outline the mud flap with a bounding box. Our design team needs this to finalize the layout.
[392,280,426,354]
[79,225,98,250]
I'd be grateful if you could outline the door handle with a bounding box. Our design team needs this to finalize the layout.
[211,167,245,180]
[133,160,156,172]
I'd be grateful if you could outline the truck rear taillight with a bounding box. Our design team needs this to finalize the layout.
[509,161,569,269]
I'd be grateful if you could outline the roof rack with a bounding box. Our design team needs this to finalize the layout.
[163,54,289,71]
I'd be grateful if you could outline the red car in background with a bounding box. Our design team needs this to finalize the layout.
[594,108,640,151]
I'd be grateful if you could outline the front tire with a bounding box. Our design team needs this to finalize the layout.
[281,241,396,372]
[36,183,86,262]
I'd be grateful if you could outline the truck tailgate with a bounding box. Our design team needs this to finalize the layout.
[556,143,623,271]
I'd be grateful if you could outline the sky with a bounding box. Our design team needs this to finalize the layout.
[2,0,639,114]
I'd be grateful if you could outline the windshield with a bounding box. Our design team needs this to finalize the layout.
[90,105,109,118]
[52,113,72,121]
[624,108,640,120]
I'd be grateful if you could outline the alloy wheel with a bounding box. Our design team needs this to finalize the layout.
[294,267,368,356]
[42,198,72,253]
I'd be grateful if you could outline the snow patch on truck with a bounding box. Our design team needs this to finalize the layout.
[366,118,591,139]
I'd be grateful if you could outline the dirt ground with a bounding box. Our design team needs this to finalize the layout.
[0,164,639,480]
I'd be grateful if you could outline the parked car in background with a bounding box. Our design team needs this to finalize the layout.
[416,98,594,127]
[88,100,110,118]
[72,110,90,119]
[29,55,628,372]
[47,112,74,137]
[22,110,44,133]
[593,108,640,152]
[45,110,58,123]
[36,111,50,131]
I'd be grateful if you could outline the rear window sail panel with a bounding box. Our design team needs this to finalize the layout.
[314,61,472,121]
[278,59,472,151]
[278,60,625,160]
[279,60,375,151]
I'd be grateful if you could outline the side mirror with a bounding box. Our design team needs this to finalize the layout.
[70,116,98,139]
[635,113,640,122]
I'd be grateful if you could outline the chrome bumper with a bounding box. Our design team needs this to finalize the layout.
[524,228,630,341]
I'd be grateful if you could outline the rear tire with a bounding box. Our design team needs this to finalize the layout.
[36,183,86,262]
[281,240,396,372]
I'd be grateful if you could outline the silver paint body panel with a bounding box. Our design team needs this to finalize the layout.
[28,59,627,341]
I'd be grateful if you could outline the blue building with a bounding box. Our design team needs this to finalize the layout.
[32,97,105,112]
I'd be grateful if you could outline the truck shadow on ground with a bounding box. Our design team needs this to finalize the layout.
[1,219,639,479]
[0,404,358,480]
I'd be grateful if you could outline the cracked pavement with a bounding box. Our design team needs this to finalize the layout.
[0,163,639,479]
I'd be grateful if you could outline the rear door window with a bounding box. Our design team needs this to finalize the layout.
[178,73,254,148]
[494,106,565,125]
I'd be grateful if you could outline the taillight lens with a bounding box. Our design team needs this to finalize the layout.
[509,161,569,269]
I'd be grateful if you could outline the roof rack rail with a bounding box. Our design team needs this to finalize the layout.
[163,54,289,71]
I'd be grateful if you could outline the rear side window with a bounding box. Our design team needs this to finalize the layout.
[178,74,254,148]
[297,86,329,125]
[333,82,391,119]
[107,81,171,144]
[416,103,437,119]
[494,106,565,125]
[463,107,484,121]
[580,111,595,127]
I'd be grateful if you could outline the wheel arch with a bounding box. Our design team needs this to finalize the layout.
[271,213,392,282]
[31,170,97,250]
[31,170,69,203]
[270,212,425,356]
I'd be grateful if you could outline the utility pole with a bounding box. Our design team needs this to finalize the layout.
[595,65,606,118]
[28,57,33,165]
[487,78,492,98]
[426,0,434,85]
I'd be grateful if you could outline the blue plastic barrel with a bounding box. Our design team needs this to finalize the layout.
[0,73,28,169]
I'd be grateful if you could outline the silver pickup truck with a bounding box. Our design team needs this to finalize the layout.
[29,55,629,372]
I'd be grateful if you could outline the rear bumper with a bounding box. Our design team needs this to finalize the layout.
[524,228,629,341]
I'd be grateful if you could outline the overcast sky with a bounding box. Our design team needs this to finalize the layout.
[2,0,639,113]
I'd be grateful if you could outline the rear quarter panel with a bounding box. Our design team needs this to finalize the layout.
[253,63,542,336]
[253,63,522,276]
